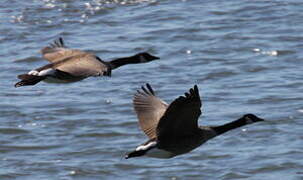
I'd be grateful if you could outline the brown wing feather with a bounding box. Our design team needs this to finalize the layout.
[53,53,109,77]
[41,38,86,63]
[156,85,202,139]
[133,84,168,139]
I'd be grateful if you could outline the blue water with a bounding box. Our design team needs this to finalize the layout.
[0,0,302,179]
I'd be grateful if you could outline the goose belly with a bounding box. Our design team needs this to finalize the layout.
[44,76,73,83]
[44,76,84,83]
[146,148,175,159]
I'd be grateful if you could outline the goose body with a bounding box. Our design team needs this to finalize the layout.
[125,84,264,159]
[15,38,159,87]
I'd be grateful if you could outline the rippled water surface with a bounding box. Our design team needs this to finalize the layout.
[1,0,303,179]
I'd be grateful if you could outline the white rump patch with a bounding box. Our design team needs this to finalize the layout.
[38,68,55,76]
[28,68,55,76]
[135,141,174,159]
[135,141,156,151]
[28,70,39,76]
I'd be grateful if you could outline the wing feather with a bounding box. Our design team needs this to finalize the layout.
[41,37,86,63]
[53,53,110,77]
[133,84,168,139]
[157,85,202,139]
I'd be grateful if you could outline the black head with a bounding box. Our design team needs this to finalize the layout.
[242,114,265,124]
[136,52,160,62]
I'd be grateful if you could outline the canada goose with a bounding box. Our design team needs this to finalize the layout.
[125,84,264,159]
[15,38,159,87]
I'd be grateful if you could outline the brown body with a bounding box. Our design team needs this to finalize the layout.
[15,38,159,87]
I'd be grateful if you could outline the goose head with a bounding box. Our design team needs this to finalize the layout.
[241,114,265,124]
[135,52,160,62]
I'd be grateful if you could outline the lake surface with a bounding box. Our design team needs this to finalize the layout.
[0,0,303,179]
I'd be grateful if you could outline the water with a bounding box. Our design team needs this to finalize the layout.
[1,0,303,179]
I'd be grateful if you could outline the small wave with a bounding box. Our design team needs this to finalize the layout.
[0,128,29,134]
[10,15,24,24]
[252,48,295,56]
[202,71,238,81]
[297,109,303,113]
[1,144,62,151]
[75,132,125,138]
[45,3,56,9]
[14,56,41,63]
[253,48,278,56]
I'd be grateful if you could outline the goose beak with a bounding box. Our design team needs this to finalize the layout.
[257,117,265,122]
[254,115,265,122]
[152,55,160,60]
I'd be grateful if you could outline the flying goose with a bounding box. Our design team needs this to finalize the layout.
[15,38,159,87]
[125,84,264,159]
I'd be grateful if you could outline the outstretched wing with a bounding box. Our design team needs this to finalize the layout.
[53,53,110,77]
[133,84,168,139]
[41,37,86,63]
[156,85,202,139]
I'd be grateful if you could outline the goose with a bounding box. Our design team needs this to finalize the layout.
[15,38,159,87]
[125,84,264,159]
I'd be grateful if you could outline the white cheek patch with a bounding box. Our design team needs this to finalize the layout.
[139,55,147,62]
[135,141,156,151]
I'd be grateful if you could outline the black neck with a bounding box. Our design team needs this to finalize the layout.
[211,118,247,136]
[108,55,139,69]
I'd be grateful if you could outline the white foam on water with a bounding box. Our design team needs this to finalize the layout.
[45,3,55,8]
[253,48,278,56]
[69,170,76,175]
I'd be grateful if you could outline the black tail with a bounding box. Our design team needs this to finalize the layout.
[211,114,264,136]
[15,74,45,88]
[125,149,147,159]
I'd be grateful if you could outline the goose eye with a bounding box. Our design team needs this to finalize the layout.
[245,117,253,124]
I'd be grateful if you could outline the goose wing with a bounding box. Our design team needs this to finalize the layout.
[41,37,86,63]
[53,53,110,77]
[133,84,168,139]
[156,85,202,139]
